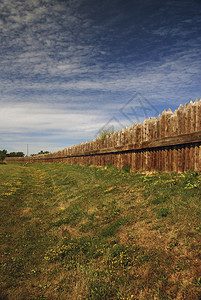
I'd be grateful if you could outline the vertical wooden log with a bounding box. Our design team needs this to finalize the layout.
[161,110,166,170]
[117,131,121,147]
[116,153,120,168]
[184,145,190,171]
[177,147,183,172]
[148,118,155,170]
[131,124,137,145]
[125,128,129,147]
[198,100,201,131]
[157,114,162,139]
[174,110,178,136]
[186,101,193,134]
[131,152,135,171]
[128,127,132,146]
[165,110,171,171]
[177,104,184,135]
[164,109,171,171]
[136,124,142,169]
[165,108,173,137]
[160,110,166,138]
[143,119,149,170]
[120,129,124,147]
[191,101,197,132]
[189,145,194,170]
[194,99,199,132]
[194,144,199,171]
[155,149,158,171]
[199,144,201,172]
[127,128,132,169]
[159,148,162,171]
[194,101,200,171]
[168,148,172,172]
[148,149,152,171]
[163,147,168,172]
[135,152,139,170]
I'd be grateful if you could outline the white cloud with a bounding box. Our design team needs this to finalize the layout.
[0,102,109,153]
[0,102,104,133]
[0,0,201,152]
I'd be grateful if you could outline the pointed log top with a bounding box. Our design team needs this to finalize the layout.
[178,104,183,110]
[148,118,155,125]
[162,109,167,115]
[149,116,157,122]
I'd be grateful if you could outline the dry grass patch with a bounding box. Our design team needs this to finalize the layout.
[1,163,201,299]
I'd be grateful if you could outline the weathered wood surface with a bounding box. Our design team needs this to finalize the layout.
[6,99,201,172]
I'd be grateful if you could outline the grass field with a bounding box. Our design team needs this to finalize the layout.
[0,162,201,299]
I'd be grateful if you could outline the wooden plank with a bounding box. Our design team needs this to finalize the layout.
[184,145,190,171]
[131,152,136,171]
[194,144,199,171]
[164,147,169,172]
[178,147,183,172]
[181,146,185,173]
[177,104,184,135]
[169,148,173,172]
[198,100,201,131]
[172,147,177,172]
[189,145,194,170]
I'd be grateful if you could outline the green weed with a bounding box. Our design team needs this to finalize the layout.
[0,163,200,300]
[157,208,170,218]
[101,218,128,237]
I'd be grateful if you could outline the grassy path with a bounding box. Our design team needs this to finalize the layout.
[0,162,201,299]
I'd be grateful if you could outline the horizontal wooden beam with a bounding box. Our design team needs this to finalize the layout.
[5,131,201,161]
[78,130,201,156]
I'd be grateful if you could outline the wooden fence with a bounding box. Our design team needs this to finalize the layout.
[6,99,201,172]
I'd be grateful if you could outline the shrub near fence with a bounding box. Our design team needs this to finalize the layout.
[6,99,201,172]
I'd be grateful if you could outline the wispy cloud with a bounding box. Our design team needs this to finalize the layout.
[0,0,201,152]
[0,102,107,153]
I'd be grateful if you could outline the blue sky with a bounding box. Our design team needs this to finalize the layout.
[0,0,201,154]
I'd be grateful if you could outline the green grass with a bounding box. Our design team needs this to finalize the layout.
[0,162,201,299]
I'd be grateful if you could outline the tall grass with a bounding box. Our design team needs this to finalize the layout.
[0,162,201,299]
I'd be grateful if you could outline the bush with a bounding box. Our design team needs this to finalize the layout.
[151,196,169,205]
[0,150,7,161]
[98,126,114,140]
[122,164,131,173]
[157,208,169,218]
[101,218,128,237]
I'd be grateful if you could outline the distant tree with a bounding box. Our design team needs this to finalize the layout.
[98,125,114,140]
[0,149,7,161]
[37,150,49,155]
[16,152,25,157]
[7,152,25,157]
